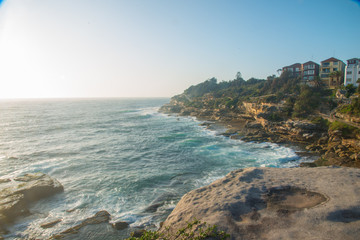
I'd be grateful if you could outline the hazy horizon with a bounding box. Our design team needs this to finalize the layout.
[0,0,359,99]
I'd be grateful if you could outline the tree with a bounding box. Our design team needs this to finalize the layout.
[345,84,356,98]
[313,76,323,89]
[236,72,242,80]
[329,71,344,88]
[292,85,321,118]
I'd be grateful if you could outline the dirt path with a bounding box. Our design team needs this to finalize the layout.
[319,113,360,129]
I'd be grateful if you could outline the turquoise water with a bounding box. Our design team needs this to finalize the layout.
[0,98,307,239]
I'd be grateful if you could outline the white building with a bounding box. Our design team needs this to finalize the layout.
[344,58,360,87]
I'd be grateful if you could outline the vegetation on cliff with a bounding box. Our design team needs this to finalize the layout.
[169,72,338,120]
[339,96,360,117]
[161,72,360,168]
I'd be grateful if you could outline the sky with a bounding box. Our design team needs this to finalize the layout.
[0,0,359,98]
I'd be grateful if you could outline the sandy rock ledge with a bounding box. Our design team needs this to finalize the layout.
[0,173,64,234]
[161,167,360,240]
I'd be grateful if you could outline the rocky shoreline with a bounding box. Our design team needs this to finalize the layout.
[159,99,360,168]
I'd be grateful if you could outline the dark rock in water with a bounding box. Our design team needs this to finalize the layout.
[52,210,111,238]
[66,208,76,213]
[144,192,178,213]
[0,179,10,184]
[41,219,62,229]
[113,221,129,230]
[144,203,163,213]
[0,172,64,232]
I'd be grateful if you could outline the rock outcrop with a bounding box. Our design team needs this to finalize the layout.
[0,173,64,234]
[161,167,360,240]
[52,210,112,239]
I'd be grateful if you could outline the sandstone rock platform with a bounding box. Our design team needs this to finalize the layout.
[161,167,360,239]
[0,173,64,234]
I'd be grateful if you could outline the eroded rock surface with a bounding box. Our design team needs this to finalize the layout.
[161,167,360,240]
[0,173,64,233]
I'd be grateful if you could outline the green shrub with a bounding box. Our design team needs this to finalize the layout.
[329,121,360,138]
[339,97,360,117]
[311,117,330,131]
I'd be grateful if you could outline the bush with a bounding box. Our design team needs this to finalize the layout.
[311,117,330,131]
[329,121,360,138]
[339,97,360,117]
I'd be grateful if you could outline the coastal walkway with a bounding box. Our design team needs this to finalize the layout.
[319,113,360,129]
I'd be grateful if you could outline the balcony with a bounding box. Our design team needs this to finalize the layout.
[321,74,329,78]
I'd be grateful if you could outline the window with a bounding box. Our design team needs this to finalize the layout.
[321,74,329,78]
[323,68,330,73]
[308,70,314,74]
[333,62,338,65]
[323,62,330,66]
[309,64,315,69]
[309,76,314,80]
[347,71,352,75]
[333,68,338,71]
[295,68,300,72]
[346,78,352,82]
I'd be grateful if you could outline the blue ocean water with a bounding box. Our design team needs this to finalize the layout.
[0,98,309,239]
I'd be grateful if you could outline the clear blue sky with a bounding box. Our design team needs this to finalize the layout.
[0,0,359,98]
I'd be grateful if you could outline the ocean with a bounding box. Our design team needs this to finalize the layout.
[0,98,309,239]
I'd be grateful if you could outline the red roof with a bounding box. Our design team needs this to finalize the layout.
[321,57,342,63]
[303,61,319,66]
[284,63,301,68]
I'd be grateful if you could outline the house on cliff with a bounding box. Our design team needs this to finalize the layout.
[319,57,346,89]
[302,61,320,85]
[282,63,302,78]
[344,58,360,87]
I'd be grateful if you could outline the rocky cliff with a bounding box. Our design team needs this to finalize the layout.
[160,96,360,168]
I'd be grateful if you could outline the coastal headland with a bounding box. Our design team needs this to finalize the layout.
[159,75,360,168]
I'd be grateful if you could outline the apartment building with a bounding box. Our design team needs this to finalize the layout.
[344,58,360,87]
[319,57,346,88]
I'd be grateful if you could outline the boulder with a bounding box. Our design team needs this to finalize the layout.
[161,167,360,240]
[0,173,64,227]
[112,221,129,230]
